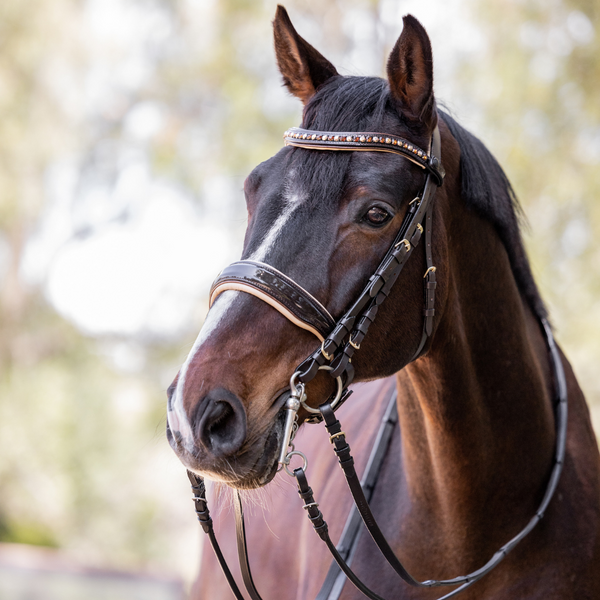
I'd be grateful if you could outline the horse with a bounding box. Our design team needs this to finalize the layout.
[166,6,600,599]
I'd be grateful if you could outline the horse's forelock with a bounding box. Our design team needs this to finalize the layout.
[302,76,390,132]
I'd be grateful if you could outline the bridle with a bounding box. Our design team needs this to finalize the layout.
[211,125,445,396]
[186,119,568,600]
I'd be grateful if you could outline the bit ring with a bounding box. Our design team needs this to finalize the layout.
[300,365,344,414]
[284,451,308,476]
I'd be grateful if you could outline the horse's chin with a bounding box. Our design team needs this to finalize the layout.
[231,423,283,489]
[195,417,283,490]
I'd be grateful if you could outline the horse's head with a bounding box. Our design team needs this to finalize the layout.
[167,7,448,489]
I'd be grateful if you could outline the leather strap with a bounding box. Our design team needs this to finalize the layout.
[187,470,246,600]
[284,127,445,185]
[320,403,424,588]
[234,491,264,600]
[210,260,335,341]
[313,317,568,595]
[294,465,478,600]
[411,126,440,360]
[317,390,398,600]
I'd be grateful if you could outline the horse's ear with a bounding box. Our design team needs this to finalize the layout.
[387,15,437,132]
[273,5,338,105]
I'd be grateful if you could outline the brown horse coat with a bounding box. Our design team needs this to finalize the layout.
[170,7,600,599]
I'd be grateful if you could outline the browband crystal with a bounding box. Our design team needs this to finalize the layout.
[284,127,445,185]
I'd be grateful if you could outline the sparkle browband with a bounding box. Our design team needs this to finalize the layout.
[284,127,445,185]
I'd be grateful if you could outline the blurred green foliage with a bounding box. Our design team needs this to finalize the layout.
[0,0,598,587]
[461,0,600,414]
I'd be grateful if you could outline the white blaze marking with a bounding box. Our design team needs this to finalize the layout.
[169,290,239,443]
[170,189,304,446]
[248,191,303,262]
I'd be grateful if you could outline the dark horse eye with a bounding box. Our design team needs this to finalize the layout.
[364,206,391,226]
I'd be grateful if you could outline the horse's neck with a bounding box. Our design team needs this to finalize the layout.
[396,205,555,561]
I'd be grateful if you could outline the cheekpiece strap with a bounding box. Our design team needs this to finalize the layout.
[284,127,445,186]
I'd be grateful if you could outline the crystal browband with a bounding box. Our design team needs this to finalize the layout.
[284,127,445,185]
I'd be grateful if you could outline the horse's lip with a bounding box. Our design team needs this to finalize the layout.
[247,411,285,487]
[168,390,289,489]
[254,428,282,486]
[215,420,282,489]
[271,387,292,409]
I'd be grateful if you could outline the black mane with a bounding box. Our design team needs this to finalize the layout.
[300,76,547,320]
[439,111,547,320]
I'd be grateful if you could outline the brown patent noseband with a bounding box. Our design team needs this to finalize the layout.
[190,121,568,600]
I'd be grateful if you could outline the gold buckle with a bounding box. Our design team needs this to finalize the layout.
[395,239,411,252]
[321,340,333,361]
[424,266,436,278]
[349,334,360,350]
[329,431,346,444]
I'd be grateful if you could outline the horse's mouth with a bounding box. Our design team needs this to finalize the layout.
[174,410,285,490]
[235,422,282,489]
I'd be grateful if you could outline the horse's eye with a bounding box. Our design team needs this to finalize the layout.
[364,206,391,226]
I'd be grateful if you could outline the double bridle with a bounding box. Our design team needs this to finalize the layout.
[186,119,568,600]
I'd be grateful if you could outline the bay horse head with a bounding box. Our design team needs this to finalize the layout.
[166,7,600,598]
[166,7,503,488]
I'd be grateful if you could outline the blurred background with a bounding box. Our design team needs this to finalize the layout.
[0,0,598,598]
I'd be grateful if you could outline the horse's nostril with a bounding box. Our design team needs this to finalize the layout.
[166,381,177,409]
[197,389,247,458]
[207,402,234,437]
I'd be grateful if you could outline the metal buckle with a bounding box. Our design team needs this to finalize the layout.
[395,239,411,252]
[321,340,333,361]
[348,334,361,350]
[329,431,346,444]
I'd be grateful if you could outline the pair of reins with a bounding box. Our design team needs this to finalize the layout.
[188,120,568,600]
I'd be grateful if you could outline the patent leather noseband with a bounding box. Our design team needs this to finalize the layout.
[210,260,335,341]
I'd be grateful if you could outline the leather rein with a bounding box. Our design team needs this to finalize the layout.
[187,121,568,600]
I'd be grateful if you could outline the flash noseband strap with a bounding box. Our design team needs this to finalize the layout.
[284,127,445,185]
